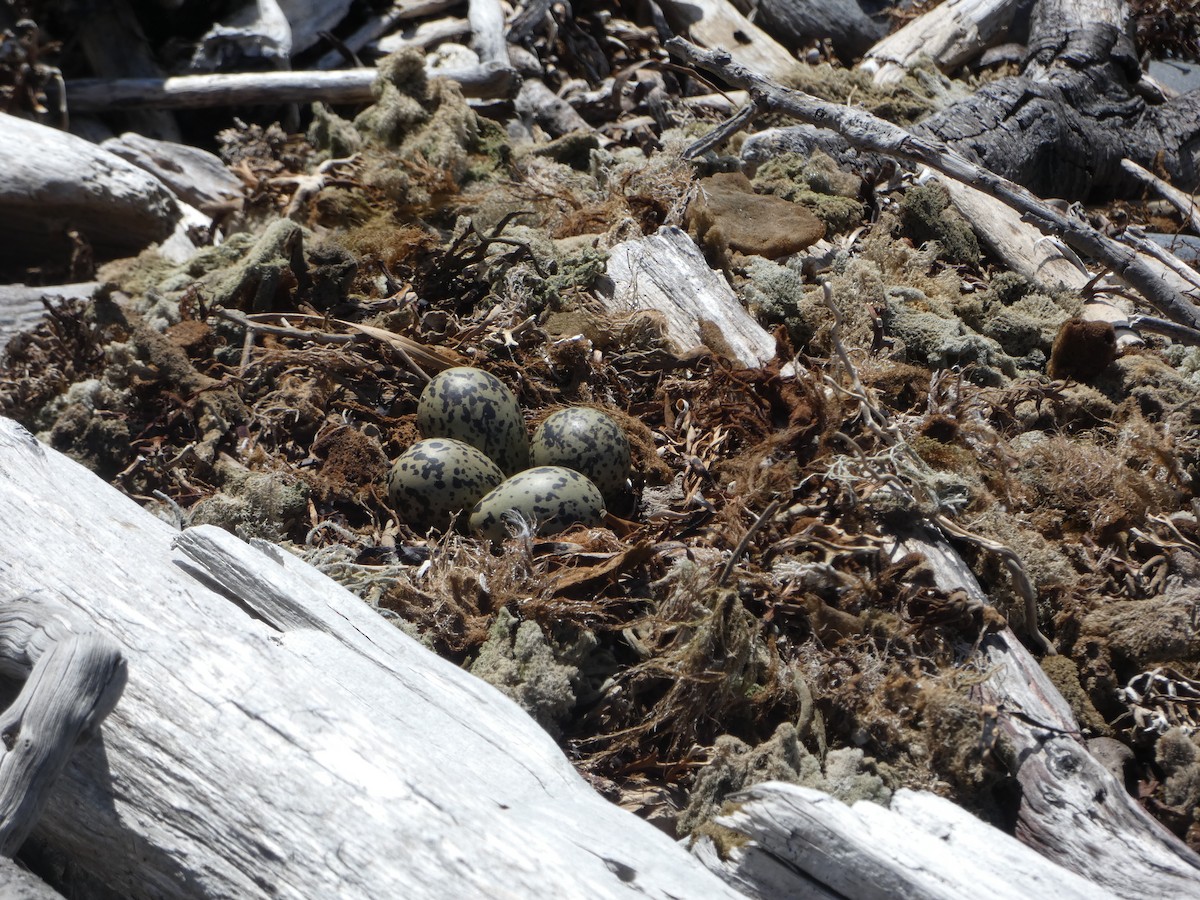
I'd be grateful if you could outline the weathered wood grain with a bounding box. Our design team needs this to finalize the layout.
[699,782,1108,900]
[597,226,778,368]
[0,114,180,256]
[0,601,125,856]
[0,417,743,899]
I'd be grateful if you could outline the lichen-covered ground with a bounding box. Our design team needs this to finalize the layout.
[5,38,1200,851]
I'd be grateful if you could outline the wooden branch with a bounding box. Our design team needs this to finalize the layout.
[375,17,472,57]
[514,79,595,137]
[1129,313,1200,346]
[666,37,1200,330]
[0,417,740,898]
[0,600,125,856]
[65,58,515,113]
[315,0,462,69]
[1121,158,1200,236]
[862,0,1021,84]
[468,0,508,73]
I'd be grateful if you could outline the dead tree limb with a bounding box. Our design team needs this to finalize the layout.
[0,600,125,856]
[665,36,1200,330]
[66,59,514,113]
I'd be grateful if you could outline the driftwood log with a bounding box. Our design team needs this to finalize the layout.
[0,113,181,259]
[895,527,1200,896]
[862,0,1023,83]
[694,784,1106,899]
[0,417,744,899]
[730,0,888,60]
[596,225,777,368]
[689,525,1200,898]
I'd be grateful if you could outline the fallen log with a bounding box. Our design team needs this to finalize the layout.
[0,113,180,259]
[0,417,744,899]
[66,63,515,112]
[862,0,1022,84]
[729,0,888,61]
[695,784,1107,899]
[894,526,1200,897]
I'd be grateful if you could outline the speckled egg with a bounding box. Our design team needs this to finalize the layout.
[469,466,606,541]
[531,407,632,500]
[417,367,530,475]
[387,438,505,531]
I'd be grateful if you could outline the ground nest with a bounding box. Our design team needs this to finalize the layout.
[4,46,1200,851]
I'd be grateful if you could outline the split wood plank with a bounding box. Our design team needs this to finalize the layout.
[597,225,777,368]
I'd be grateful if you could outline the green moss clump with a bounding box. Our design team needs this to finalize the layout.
[899,182,980,266]
[752,151,864,234]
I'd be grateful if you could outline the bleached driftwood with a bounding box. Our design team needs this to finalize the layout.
[935,178,1147,346]
[1121,158,1200,237]
[0,417,744,899]
[515,78,595,138]
[189,0,353,66]
[695,525,1200,898]
[893,527,1200,897]
[67,61,515,112]
[0,600,125,855]
[729,0,886,60]
[0,283,100,349]
[658,0,800,79]
[936,177,1088,288]
[596,226,777,368]
[101,133,243,210]
[376,17,472,58]
[0,857,62,899]
[694,784,1106,899]
[862,0,1021,84]
[0,114,180,256]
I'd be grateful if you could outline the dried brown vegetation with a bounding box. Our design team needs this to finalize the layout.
[3,1,1200,852]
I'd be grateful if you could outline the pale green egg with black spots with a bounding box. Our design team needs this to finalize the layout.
[417,367,530,475]
[531,407,631,501]
[469,466,606,541]
[387,438,505,531]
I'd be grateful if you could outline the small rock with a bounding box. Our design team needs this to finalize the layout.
[686,172,825,265]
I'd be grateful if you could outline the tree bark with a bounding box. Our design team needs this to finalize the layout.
[912,0,1200,197]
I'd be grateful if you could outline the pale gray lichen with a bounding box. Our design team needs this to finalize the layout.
[678,721,891,836]
[467,608,581,735]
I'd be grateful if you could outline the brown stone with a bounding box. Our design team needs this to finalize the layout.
[686,172,825,265]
